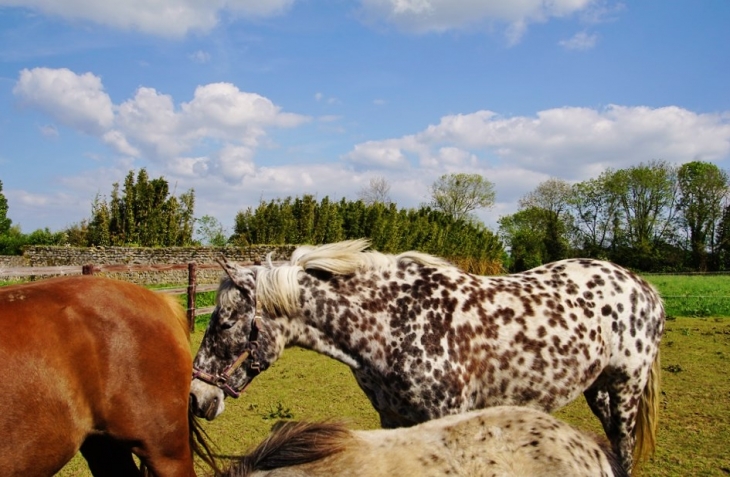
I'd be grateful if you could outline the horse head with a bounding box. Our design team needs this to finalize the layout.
[190,257,282,421]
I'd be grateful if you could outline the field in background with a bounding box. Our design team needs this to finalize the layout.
[644,274,730,317]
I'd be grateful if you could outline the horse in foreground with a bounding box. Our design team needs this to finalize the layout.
[0,276,215,476]
[219,406,626,477]
[190,239,664,474]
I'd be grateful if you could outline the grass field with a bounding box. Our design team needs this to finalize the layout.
[644,275,730,318]
[56,315,729,476]
[10,273,724,476]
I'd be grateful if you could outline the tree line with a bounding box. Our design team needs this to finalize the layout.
[2,160,729,274]
[498,160,730,272]
[0,170,196,254]
[232,195,503,272]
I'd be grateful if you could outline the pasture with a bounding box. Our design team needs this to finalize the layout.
[34,273,729,476]
[54,316,729,476]
[643,274,730,317]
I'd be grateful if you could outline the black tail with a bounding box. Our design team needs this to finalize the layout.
[189,406,222,474]
[220,420,353,477]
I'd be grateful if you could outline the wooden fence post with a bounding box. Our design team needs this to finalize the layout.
[187,262,197,332]
[82,264,95,275]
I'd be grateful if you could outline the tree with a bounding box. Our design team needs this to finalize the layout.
[498,208,548,272]
[518,178,573,262]
[569,173,622,258]
[230,194,504,271]
[603,160,680,269]
[358,176,392,205]
[427,173,495,221]
[195,215,227,246]
[87,169,195,247]
[0,180,11,235]
[716,205,730,270]
[676,161,728,271]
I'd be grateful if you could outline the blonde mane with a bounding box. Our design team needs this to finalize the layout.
[250,239,454,317]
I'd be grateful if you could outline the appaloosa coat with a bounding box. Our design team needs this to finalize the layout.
[190,239,664,474]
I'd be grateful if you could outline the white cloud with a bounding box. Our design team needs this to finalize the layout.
[13,67,114,135]
[0,0,297,38]
[559,31,598,50]
[346,139,414,169]
[190,50,211,63]
[102,130,140,157]
[357,0,597,42]
[2,0,608,42]
[216,145,257,181]
[225,0,297,17]
[181,83,308,139]
[115,87,186,158]
[344,105,730,225]
[13,68,310,184]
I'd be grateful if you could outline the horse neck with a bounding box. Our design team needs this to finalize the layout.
[286,272,384,370]
[286,315,363,369]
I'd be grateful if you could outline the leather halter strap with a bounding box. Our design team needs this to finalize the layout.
[192,316,262,398]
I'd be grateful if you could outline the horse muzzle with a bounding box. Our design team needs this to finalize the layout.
[190,379,226,421]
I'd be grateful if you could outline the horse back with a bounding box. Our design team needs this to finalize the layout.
[0,276,192,475]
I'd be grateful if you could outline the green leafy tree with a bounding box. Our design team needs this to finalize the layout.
[427,173,496,222]
[716,205,730,270]
[499,207,549,272]
[231,195,503,268]
[603,160,680,270]
[569,173,622,258]
[677,161,728,271]
[87,169,195,246]
[517,178,573,262]
[0,180,11,235]
[88,194,112,246]
[196,215,227,246]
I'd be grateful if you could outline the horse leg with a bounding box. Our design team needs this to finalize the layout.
[584,386,612,432]
[585,378,639,475]
[80,434,142,477]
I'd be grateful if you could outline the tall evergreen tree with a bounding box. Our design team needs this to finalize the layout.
[87,169,195,246]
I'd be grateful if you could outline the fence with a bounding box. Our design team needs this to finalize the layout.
[0,261,264,331]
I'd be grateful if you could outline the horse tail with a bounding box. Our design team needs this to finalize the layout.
[221,421,353,476]
[633,350,660,470]
[595,437,629,477]
[189,407,222,474]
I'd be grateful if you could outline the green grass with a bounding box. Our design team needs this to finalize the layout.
[57,316,730,477]
[644,275,730,317]
[42,271,730,475]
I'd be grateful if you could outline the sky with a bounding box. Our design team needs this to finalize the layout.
[0,0,729,238]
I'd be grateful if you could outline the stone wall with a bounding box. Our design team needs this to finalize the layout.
[2,245,297,285]
[0,255,25,268]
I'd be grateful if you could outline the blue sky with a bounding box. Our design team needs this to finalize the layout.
[1,1,729,237]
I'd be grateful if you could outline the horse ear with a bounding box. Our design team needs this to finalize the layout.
[217,257,256,289]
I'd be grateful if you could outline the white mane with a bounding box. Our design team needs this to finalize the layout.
[252,239,454,317]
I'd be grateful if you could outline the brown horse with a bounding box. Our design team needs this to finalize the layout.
[219,406,627,477]
[0,275,215,477]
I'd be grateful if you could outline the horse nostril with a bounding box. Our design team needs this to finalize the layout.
[204,396,219,421]
[189,393,198,410]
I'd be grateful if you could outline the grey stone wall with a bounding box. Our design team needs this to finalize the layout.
[2,245,297,285]
[0,255,25,267]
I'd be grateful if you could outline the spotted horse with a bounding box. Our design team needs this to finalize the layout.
[190,239,664,475]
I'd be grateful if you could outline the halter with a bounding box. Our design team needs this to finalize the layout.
[192,316,263,398]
